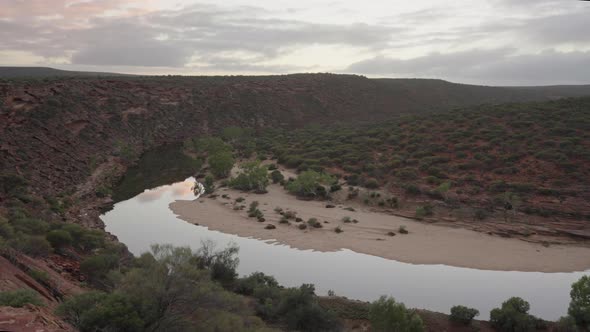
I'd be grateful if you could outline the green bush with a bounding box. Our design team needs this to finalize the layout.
[368,296,424,332]
[364,179,379,189]
[414,205,433,220]
[0,289,44,307]
[235,272,279,296]
[229,161,269,192]
[490,297,537,332]
[203,175,215,194]
[270,170,285,184]
[12,235,52,257]
[555,316,579,332]
[209,151,234,178]
[449,305,479,325]
[80,254,120,285]
[57,291,143,332]
[568,275,590,329]
[28,269,50,285]
[307,218,322,228]
[286,170,333,199]
[46,229,73,249]
[398,225,408,234]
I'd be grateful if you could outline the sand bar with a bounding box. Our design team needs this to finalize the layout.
[170,184,590,273]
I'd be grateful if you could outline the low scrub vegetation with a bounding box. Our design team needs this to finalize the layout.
[449,305,479,325]
[369,296,424,332]
[229,161,269,192]
[253,98,590,221]
[0,289,44,307]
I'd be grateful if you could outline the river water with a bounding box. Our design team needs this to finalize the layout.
[101,177,589,320]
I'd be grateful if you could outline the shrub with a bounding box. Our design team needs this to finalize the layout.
[209,151,234,178]
[415,205,433,220]
[398,226,408,234]
[28,269,50,285]
[405,184,421,195]
[270,170,285,184]
[79,230,106,251]
[234,272,279,296]
[229,162,269,192]
[369,296,424,332]
[474,209,488,220]
[80,254,120,285]
[204,175,215,194]
[334,226,343,233]
[342,216,352,223]
[0,289,44,307]
[490,297,537,332]
[307,218,322,228]
[283,210,297,220]
[555,316,579,332]
[57,291,143,332]
[13,235,52,257]
[286,170,333,199]
[248,209,264,219]
[298,224,308,230]
[568,275,590,328]
[364,179,379,189]
[278,284,341,331]
[330,183,342,192]
[450,305,479,325]
[46,229,73,249]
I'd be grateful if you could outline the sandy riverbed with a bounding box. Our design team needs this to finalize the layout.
[169,180,590,273]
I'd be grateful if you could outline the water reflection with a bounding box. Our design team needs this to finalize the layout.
[102,178,589,320]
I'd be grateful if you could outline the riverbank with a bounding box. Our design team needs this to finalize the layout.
[170,183,590,273]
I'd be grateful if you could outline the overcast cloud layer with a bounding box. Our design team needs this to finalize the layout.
[0,0,588,85]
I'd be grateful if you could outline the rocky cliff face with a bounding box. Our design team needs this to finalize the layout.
[2,74,590,201]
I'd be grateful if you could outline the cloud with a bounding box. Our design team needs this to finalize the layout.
[1,2,398,69]
[346,49,590,86]
[0,0,589,83]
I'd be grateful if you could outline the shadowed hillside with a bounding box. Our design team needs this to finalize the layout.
[2,74,590,204]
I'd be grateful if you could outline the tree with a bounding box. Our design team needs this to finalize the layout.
[229,161,269,192]
[60,243,264,332]
[490,297,537,332]
[203,175,215,194]
[208,151,234,178]
[80,253,119,286]
[569,275,590,329]
[286,170,333,199]
[449,305,479,325]
[369,296,424,332]
[194,137,231,155]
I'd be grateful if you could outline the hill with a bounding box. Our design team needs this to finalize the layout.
[0,66,131,78]
[254,97,590,238]
[2,74,590,204]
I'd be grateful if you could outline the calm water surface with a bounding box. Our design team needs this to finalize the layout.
[102,178,589,320]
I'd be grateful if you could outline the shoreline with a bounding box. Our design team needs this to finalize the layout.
[170,184,590,273]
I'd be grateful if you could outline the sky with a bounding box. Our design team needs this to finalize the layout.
[0,0,589,85]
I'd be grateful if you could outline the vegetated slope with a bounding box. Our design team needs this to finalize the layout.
[1,74,590,210]
[255,97,590,237]
[0,66,131,78]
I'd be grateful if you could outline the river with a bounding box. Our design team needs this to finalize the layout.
[101,177,589,320]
